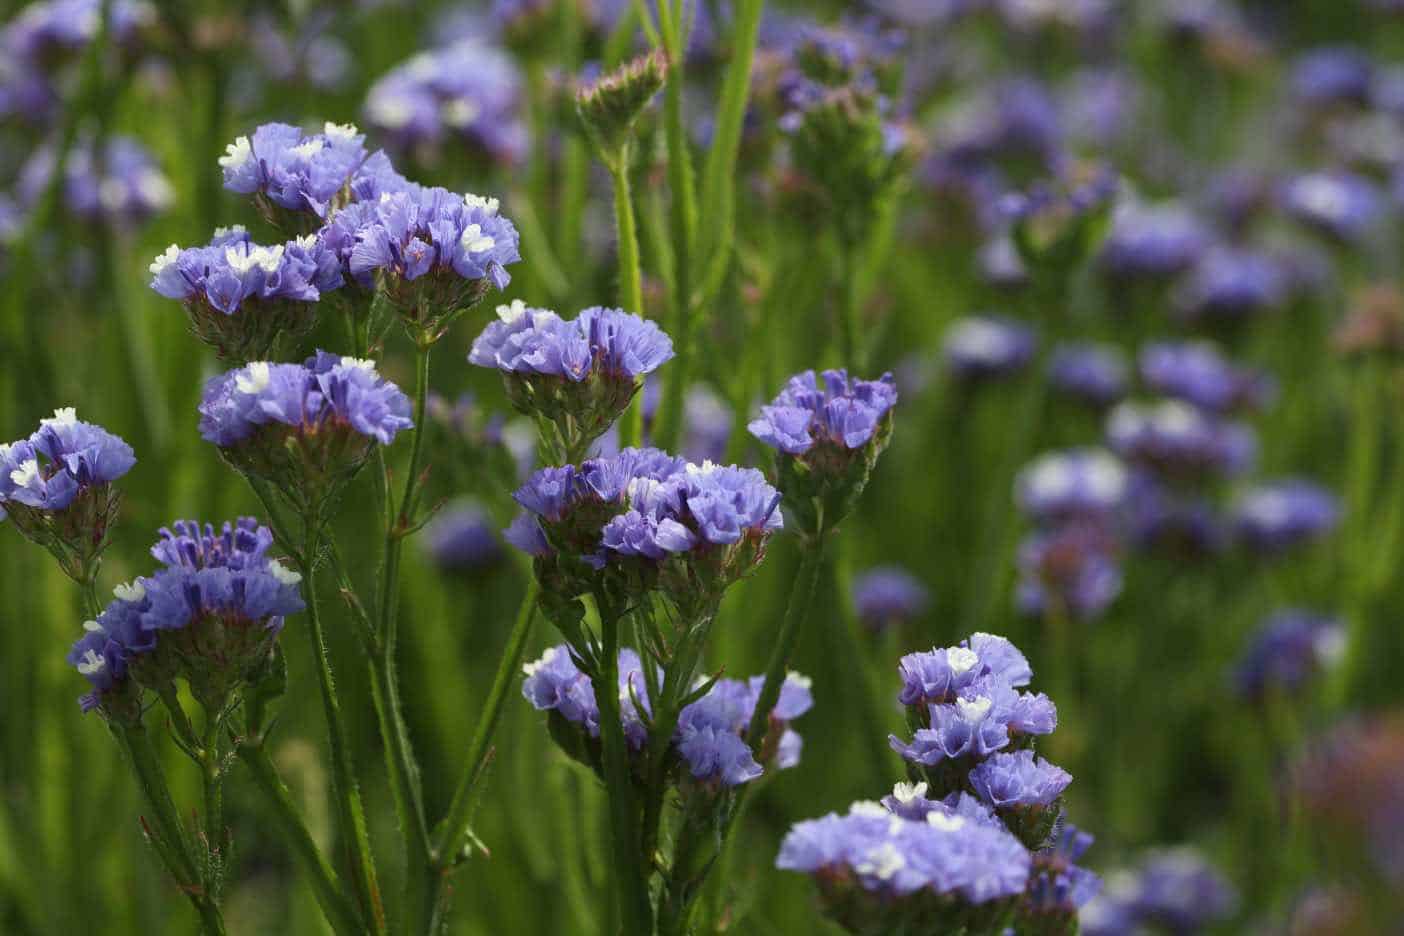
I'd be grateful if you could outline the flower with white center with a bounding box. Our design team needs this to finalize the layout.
[522,646,558,677]
[323,121,359,142]
[927,811,966,832]
[268,560,303,587]
[460,223,495,255]
[497,299,528,323]
[957,695,994,723]
[291,139,323,161]
[99,178,130,213]
[42,407,78,427]
[82,619,103,633]
[0,443,10,461]
[851,800,889,819]
[948,318,1012,364]
[367,94,413,129]
[75,648,106,676]
[212,224,247,239]
[464,193,500,215]
[787,671,813,690]
[443,97,481,128]
[10,459,39,488]
[891,781,928,804]
[114,580,146,603]
[1027,458,1074,502]
[947,646,980,676]
[1085,451,1127,500]
[295,234,319,251]
[855,842,907,881]
[219,135,253,170]
[137,170,174,208]
[235,362,272,395]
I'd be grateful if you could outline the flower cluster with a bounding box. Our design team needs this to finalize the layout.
[470,302,673,459]
[942,316,1037,383]
[749,369,897,538]
[363,38,527,166]
[1106,399,1255,481]
[1139,341,1275,415]
[219,121,405,225]
[1097,201,1209,280]
[198,352,412,504]
[510,448,782,607]
[1048,342,1129,408]
[0,408,134,577]
[781,633,1096,933]
[149,226,343,360]
[1231,479,1341,555]
[1014,449,1127,620]
[68,518,304,717]
[852,566,930,632]
[422,502,502,572]
[16,134,171,228]
[1233,609,1345,701]
[1081,849,1238,935]
[521,644,813,786]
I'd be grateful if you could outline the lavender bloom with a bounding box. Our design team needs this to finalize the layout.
[852,566,930,631]
[892,677,1057,767]
[748,369,897,455]
[423,502,502,571]
[219,121,400,220]
[942,316,1037,381]
[776,800,1031,903]
[1139,342,1274,415]
[1176,246,1288,322]
[1291,46,1375,109]
[0,408,134,516]
[1023,824,1101,917]
[1281,171,1382,243]
[17,135,172,227]
[1098,203,1208,280]
[1113,849,1238,933]
[1126,475,1227,558]
[364,39,527,166]
[1016,524,1122,621]
[1016,448,1128,525]
[969,750,1072,808]
[896,633,1033,708]
[470,301,673,382]
[1233,609,1345,701]
[1232,479,1341,554]
[1106,400,1255,480]
[69,518,303,714]
[1049,343,1129,408]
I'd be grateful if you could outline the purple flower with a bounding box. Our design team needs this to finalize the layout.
[17,135,172,227]
[1016,524,1122,621]
[1106,400,1256,480]
[364,39,527,166]
[1087,849,1238,934]
[423,503,502,571]
[1098,203,1208,279]
[892,675,1056,767]
[1232,479,1340,554]
[969,750,1072,808]
[219,121,403,220]
[942,316,1036,381]
[1291,46,1375,108]
[1,407,134,521]
[1016,448,1128,525]
[776,799,1031,904]
[69,518,303,713]
[1139,341,1275,415]
[1281,171,1382,243]
[1049,343,1129,408]
[149,227,342,315]
[198,354,412,451]
[469,301,673,382]
[896,633,1032,708]
[852,566,930,631]
[748,369,897,455]
[1125,475,1227,558]
[1233,609,1345,701]
[1175,246,1288,322]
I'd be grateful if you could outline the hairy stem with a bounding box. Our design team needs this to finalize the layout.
[611,158,647,448]
[747,533,827,753]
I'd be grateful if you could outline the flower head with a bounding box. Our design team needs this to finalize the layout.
[942,316,1037,382]
[969,750,1072,808]
[1233,609,1345,701]
[1106,400,1256,481]
[1016,448,1128,525]
[1139,341,1275,415]
[1049,343,1129,408]
[422,502,502,571]
[852,566,930,631]
[1016,523,1122,621]
[1232,479,1340,555]
[1281,170,1382,243]
[1098,202,1208,280]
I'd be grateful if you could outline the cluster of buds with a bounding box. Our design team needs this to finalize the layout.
[575,51,667,171]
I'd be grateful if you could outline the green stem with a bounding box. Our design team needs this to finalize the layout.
[747,532,827,754]
[115,721,226,936]
[427,581,540,925]
[237,739,368,936]
[611,159,647,448]
[301,534,387,934]
[200,715,225,905]
[594,590,654,934]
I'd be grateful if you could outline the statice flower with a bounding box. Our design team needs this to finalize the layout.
[1019,823,1101,923]
[470,302,673,458]
[1291,46,1375,109]
[998,165,1119,270]
[942,316,1037,382]
[891,673,1057,769]
[749,368,897,538]
[422,502,502,571]
[852,566,930,631]
[17,134,171,228]
[148,226,343,360]
[1125,476,1227,558]
[1281,170,1383,243]
[776,799,1031,930]
[1233,609,1344,702]
[1175,245,1289,322]
[1016,523,1122,620]
[1,408,134,576]
[219,121,404,224]
[1232,479,1340,554]
[68,517,303,717]
[969,750,1072,809]
[1083,849,1238,935]
[198,353,412,502]
[1107,400,1256,481]
[1140,341,1275,415]
[323,184,519,338]
[1049,343,1130,408]
[364,39,527,166]
[1098,202,1209,280]
[1016,448,1128,525]
[522,644,813,783]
